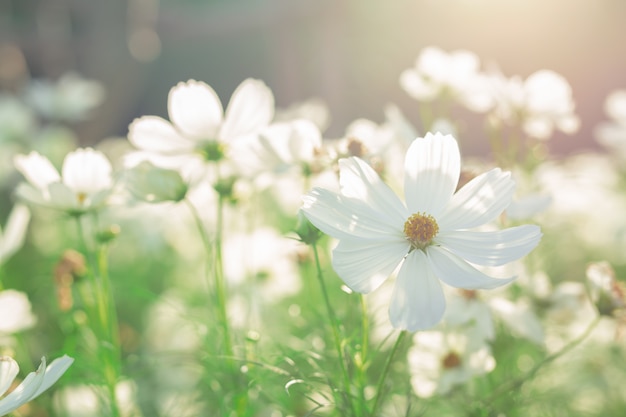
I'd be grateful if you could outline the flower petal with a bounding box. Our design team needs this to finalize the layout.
[32,355,74,398]
[404,133,460,216]
[339,157,409,223]
[436,225,542,266]
[220,79,274,141]
[168,80,223,139]
[427,246,516,289]
[438,168,515,231]
[0,358,46,415]
[62,148,113,193]
[128,116,197,154]
[0,357,19,397]
[332,237,409,293]
[389,250,446,331]
[302,188,404,241]
[14,152,60,190]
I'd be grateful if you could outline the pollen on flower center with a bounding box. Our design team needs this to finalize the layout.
[404,212,439,250]
[441,351,462,369]
[76,192,87,205]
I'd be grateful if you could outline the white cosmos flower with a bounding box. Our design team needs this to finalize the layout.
[128,78,274,180]
[0,290,36,334]
[14,148,114,214]
[0,355,74,416]
[0,204,30,265]
[301,132,542,331]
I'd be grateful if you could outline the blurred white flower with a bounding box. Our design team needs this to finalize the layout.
[0,290,36,334]
[14,148,114,214]
[25,73,105,122]
[595,89,626,159]
[400,46,493,112]
[128,78,274,181]
[0,204,30,265]
[223,227,302,303]
[302,133,541,331]
[0,355,73,416]
[252,119,322,175]
[487,69,579,140]
[408,326,495,398]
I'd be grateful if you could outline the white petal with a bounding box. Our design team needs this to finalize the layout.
[389,251,446,331]
[427,246,516,289]
[0,358,46,415]
[47,183,79,210]
[302,188,404,241]
[438,168,514,231]
[168,80,223,139]
[62,148,113,193]
[220,79,274,141]
[332,237,409,293]
[14,183,49,207]
[14,152,60,190]
[128,116,197,154]
[339,157,408,223]
[0,357,19,397]
[404,133,460,216]
[0,205,30,263]
[436,225,542,266]
[32,355,74,398]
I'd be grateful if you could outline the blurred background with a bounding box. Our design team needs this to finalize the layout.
[1,0,625,156]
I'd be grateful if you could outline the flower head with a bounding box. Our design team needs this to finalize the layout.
[302,132,541,331]
[0,355,73,416]
[14,148,113,215]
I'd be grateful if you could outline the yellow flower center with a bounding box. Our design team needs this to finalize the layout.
[403,212,439,250]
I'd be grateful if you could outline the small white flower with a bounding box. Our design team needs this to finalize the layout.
[14,148,114,214]
[400,47,493,112]
[586,261,626,316]
[128,78,274,179]
[408,326,495,398]
[487,69,579,140]
[302,132,541,331]
[0,355,74,416]
[0,290,36,334]
[0,204,30,265]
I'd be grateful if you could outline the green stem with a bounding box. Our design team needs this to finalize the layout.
[311,243,357,416]
[371,330,407,417]
[214,195,233,359]
[185,199,214,295]
[483,315,602,406]
[360,294,369,363]
[74,215,121,417]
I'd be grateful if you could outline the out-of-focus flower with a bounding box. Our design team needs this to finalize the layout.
[487,69,579,140]
[0,355,74,416]
[0,204,30,265]
[302,132,542,331]
[0,290,36,334]
[14,148,114,215]
[252,119,322,175]
[586,261,626,317]
[400,46,493,112]
[128,78,274,181]
[595,89,626,159]
[25,73,105,122]
[122,161,188,203]
[408,326,495,398]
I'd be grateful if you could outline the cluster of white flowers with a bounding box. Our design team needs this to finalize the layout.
[2,45,626,415]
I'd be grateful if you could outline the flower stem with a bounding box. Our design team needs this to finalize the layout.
[370,330,407,417]
[483,315,602,406]
[74,215,121,417]
[311,242,356,415]
[214,195,234,359]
